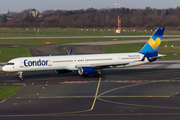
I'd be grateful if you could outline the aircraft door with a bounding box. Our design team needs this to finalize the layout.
[118,57,121,62]
[48,58,52,66]
[20,60,24,68]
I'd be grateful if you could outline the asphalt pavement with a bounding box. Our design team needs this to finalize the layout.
[1,37,180,120]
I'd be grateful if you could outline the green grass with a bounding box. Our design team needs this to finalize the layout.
[0,86,23,99]
[0,28,152,37]
[0,47,31,62]
[102,41,180,60]
[0,28,179,37]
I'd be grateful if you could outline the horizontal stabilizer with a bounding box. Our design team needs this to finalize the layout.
[149,54,176,59]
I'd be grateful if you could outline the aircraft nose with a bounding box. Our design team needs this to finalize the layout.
[2,66,7,71]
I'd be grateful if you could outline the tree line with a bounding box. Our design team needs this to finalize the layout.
[0,7,180,29]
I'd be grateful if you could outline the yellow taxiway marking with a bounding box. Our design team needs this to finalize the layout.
[99,96,170,98]
[97,97,180,110]
[63,47,69,53]
[39,95,170,99]
[90,77,101,110]
[95,81,180,110]
[2,77,180,117]
[98,82,148,97]
[0,77,102,117]
[63,47,74,55]
[39,96,95,99]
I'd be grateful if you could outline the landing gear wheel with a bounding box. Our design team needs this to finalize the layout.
[20,78,24,81]
[93,69,101,77]
[18,72,24,81]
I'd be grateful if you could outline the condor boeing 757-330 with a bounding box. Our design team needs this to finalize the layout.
[2,27,166,81]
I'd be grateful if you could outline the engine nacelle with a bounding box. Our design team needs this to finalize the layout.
[55,70,72,74]
[78,67,96,76]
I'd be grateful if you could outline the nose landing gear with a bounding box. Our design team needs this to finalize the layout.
[18,72,23,81]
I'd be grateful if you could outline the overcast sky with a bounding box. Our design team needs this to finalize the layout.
[0,0,180,13]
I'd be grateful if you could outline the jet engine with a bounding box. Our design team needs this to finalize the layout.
[78,67,96,76]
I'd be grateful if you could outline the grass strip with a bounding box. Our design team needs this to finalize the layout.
[0,28,180,37]
[0,86,23,99]
[0,28,154,37]
[0,47,31,62]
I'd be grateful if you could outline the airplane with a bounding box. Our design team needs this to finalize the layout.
[2,27,166,81]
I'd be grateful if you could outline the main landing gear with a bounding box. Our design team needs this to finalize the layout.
[18,72,24,81]
[93,69,101,77]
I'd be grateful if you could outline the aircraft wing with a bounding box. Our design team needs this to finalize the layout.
[75,61,137,69]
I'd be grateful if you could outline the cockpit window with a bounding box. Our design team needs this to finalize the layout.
[7,63,14,65]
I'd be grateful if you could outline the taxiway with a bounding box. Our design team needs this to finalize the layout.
[1,39,180,120]
[1,64,180,120]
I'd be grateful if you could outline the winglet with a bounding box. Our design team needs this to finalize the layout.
[68,49,72,55]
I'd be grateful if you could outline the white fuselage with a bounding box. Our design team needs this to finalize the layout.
[2,52,149,72]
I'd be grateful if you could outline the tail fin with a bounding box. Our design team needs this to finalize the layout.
[139,27,165,55]
[68,49,72,55]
